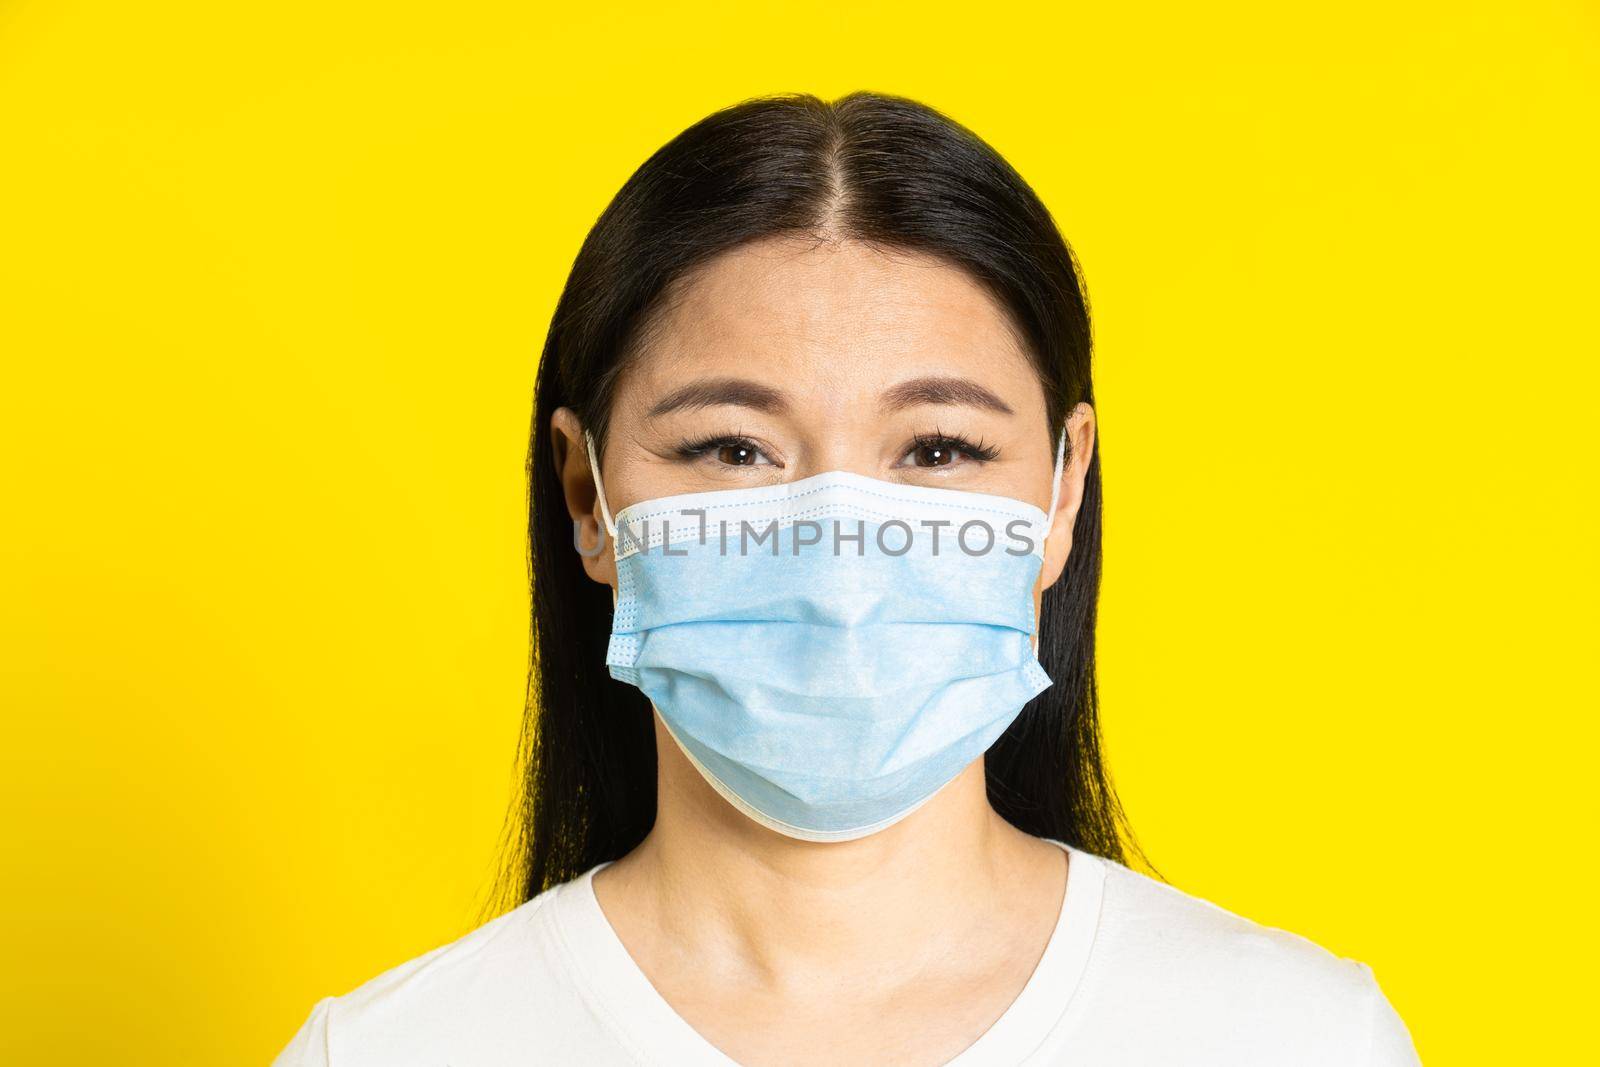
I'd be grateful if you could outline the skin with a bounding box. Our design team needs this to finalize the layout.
[550,234,1097,1066]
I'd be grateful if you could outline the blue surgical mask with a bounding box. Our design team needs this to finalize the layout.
[584,429,1068,842]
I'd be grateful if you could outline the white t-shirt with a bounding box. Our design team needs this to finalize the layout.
[274,842,1420,1065]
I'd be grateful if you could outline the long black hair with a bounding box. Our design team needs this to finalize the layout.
[492,91,1141,909]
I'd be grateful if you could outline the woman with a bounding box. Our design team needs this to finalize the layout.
[276,92,1419,1065]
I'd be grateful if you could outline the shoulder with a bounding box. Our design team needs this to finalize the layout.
[1069,853,1419,1065]
[1093,856,1363,992]
[272,884,587,1067]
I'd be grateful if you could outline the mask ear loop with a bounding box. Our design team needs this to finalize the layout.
[583,430,618,540]
[1044,423,1069,531]
[583,430,620,608]
[1031,424,1071,657]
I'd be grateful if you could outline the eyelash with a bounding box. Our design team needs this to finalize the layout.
[672,430,1000,466]
[674,431,767,462]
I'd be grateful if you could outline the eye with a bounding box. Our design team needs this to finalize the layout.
[675,433,778,468]
[715,441,764,466]
[901,432,1000,469]
[910,441,960,467]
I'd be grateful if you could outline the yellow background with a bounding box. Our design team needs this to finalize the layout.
[3,1,1595,1062]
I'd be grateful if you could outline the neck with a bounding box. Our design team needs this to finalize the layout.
[591,715,1058,988]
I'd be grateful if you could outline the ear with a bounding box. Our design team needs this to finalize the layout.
[550,406,617,589]
[1038,402,1096,591]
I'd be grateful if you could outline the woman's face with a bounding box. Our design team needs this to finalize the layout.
[553,235,1094,606]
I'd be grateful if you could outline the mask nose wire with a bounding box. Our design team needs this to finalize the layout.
[583,430,618,539]
[588,425,1064,542]
[587,425,1067,642]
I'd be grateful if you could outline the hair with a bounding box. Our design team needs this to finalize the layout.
[490,90,1143,911]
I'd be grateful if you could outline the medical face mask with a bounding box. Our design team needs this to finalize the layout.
[583,429,1068,842]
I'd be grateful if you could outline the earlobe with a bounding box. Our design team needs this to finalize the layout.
[1040,509,1076,591]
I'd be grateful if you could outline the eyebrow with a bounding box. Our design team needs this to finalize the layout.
[645,377,791,418]
[880,376,1015,415]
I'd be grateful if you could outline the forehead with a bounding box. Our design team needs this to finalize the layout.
[618,236,1042,412]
